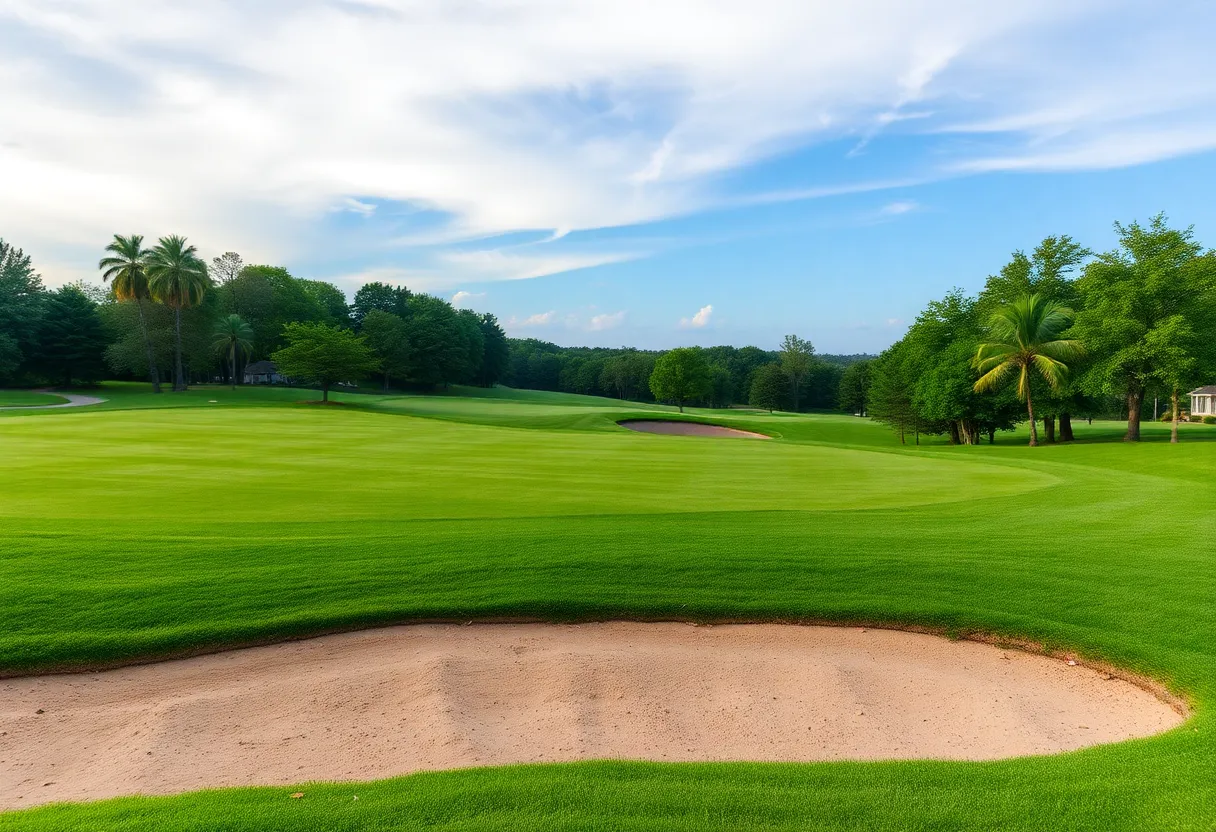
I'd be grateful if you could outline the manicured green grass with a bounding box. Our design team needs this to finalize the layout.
[0,391,68,407]
[1,383,1214,830]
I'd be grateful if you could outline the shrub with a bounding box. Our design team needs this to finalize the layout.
[1204,416,1216,425]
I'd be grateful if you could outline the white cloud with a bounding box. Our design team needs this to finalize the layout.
[885,317,904,326]
[880,200,919,215]
[679,305,714,329]
[508,311,557,327]
[440,249,640,283]
[2,0,1215,283]
[588,310,626,331]
[451,290,485,307]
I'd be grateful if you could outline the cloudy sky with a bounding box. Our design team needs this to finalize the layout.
[4,0,1216,351]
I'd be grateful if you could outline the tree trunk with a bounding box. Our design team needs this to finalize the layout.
[172,306,186,392]
[678,400,684,413]
[136,297,162,393]
[1044,416,1055,443]
[1171,387,1180,444]
[1125,388,1142,441]
[988,427,996,444]
[1026,388,1038,447]
[948,421,961,445]
[383,371,390,393]
[1059,413,1074,442]
[322,383,329,403]
[230,346,236,391]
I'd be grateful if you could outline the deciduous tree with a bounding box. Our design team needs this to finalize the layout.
[270,322,379,402]
[649,347,711,412]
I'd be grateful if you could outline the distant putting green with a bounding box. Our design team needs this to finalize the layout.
[0,391,68,408]
[1,383,1214,831]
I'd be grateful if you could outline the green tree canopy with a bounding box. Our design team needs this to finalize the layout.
[1072,214,1215,441]
[748,362,787,413]
[35,285,109,387]
[361,310,411,391]
[838,359,872,415]
[270,322,379,402]
[147,235,212,392]
[99,233,162,392]
[973,294,1084,446]
[778,334,814,410]
[212,314,254,389]
[649,347,711,412]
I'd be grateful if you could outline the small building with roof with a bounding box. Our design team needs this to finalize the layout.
[243,360,286,385]
[1189,386,1216,417]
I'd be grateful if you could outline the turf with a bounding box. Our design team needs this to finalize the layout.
[0,392,68,408]
[1,383,1214,830]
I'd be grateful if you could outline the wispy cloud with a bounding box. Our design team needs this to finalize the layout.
[880,200,919,216]
[588,310,626,331]
[3,0,1216,285]
[679,304,713,329]
[508,311,557,328]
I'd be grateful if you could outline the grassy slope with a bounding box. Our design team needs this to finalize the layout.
[1,383,1214,830]
[0,392,68,407]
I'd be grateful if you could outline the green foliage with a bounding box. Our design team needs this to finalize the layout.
[748,362,787,412]
[352,281,410,327]
[360,309,410,389]
[477,314,509,387]
[147,235,212,392]
[1072,215,1216,440]
[0,238,45,384]
[299,279,352,328]
[1204,416,1216,425]
[838,359,872,414]
[649,347,711,411]
[270,323,380,401]
[779,334,814,409]
[403,294,467,387]
[33,285,109,386]
[212,314,254,388]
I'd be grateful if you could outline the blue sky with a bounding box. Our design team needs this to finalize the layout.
[4,0,1216,353]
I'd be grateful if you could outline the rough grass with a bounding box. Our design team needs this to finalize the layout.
[0,392,68,408]
[1,383,1214,830]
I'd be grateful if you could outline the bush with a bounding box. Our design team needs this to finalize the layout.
[1204,416,1216,425]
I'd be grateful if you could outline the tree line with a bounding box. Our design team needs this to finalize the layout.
[0,235,509,397]
[503,336,868,411]
[864,215,1216,445]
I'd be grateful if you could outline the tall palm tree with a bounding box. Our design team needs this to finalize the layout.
[212,314,254,390]
[99,234,162,393]
[146,235,212,392]
[973,294,1085,447]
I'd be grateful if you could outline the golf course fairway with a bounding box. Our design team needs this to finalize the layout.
[0,383,1213,831]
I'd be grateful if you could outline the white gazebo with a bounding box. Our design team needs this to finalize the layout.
[1189,386,1216,417]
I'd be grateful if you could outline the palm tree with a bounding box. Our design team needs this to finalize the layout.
[213,314,254,390]
[146,236,212,392]
[99,234,162,393]
[973,294,1085,447]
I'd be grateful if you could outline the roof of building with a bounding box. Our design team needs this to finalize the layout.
[1189,386,1216,395]
[244,360,278,375]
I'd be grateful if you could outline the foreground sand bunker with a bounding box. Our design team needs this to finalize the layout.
[0,622,1183,808]
[619,419,769,438]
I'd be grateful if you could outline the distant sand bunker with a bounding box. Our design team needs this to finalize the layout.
[619,419,769,438]
[0,622,1183,808]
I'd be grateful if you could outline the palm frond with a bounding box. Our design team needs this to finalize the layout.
[974,358,1017,393]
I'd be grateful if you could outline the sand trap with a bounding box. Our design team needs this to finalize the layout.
[0,623,1182,808]
[620,419,769,438]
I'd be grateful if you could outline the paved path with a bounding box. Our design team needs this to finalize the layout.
[0,393,106,411]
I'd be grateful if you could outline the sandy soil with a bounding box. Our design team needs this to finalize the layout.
[0,622,1182,809]
[620,420,769,438]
